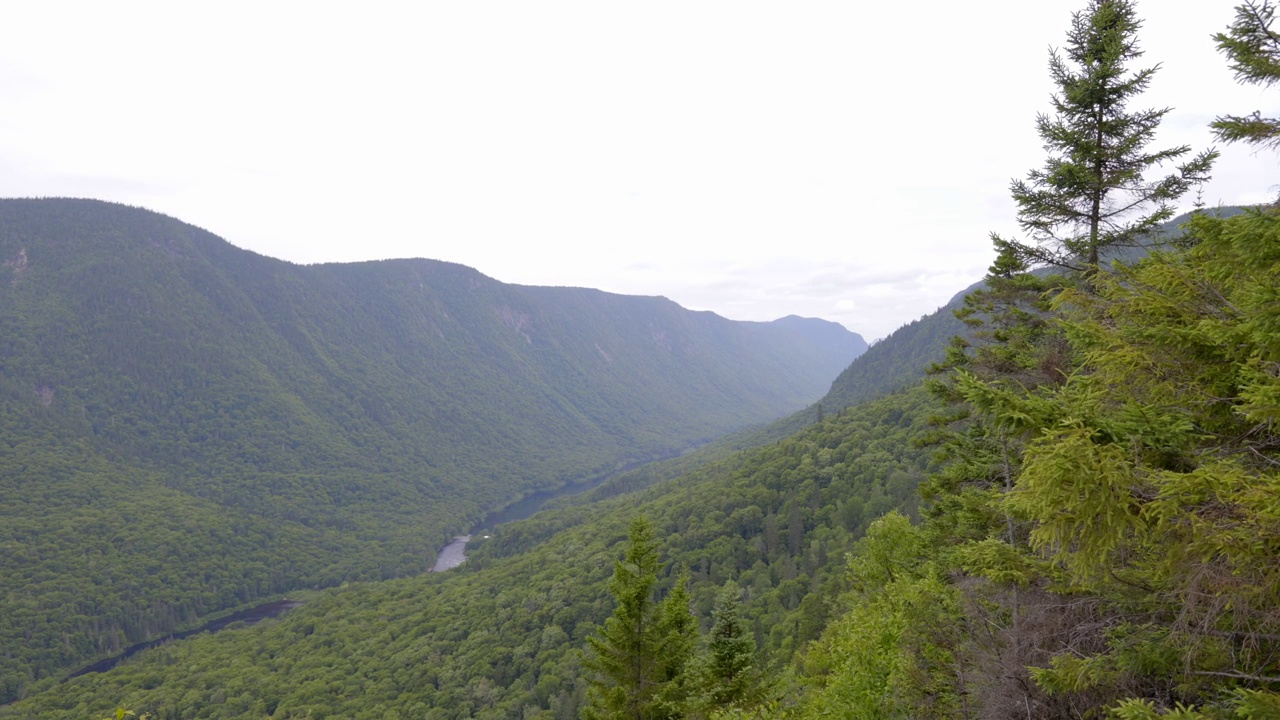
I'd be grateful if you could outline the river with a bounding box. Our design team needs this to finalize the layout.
[67,599,303,679]
[427,458,648,573]
[430,535,471,572]
[69,453,675,677]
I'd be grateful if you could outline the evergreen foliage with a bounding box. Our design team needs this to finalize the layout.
[1006,209,1280,711]
[799,215,1279,719]
[583,517,670,720]
[995,0,1215,277]
[691,583,757,716]
[1213,1,1280,149]
[653,574,698,719]
[797,513,966,720]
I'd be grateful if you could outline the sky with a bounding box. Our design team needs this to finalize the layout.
[1,1,1275,340]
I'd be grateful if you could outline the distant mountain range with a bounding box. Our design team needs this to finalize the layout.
[0,198,864,698]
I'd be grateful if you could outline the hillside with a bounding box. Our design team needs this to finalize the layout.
[0,198,865,700]
[6,194,1262,719]
[755,205,1243,445]
[10,205,1274,720]
[1,384,940,719]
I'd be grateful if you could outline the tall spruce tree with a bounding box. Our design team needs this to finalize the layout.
[694,583,757,714]
[653,573,697,719]
[585,517,662,720]
[995,0,1216,278]
[584,518,694,720]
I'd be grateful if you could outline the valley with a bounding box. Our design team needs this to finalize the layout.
[0,198,867,709]
[4,3,1279,713]
[51,455,654,695]
[64,601,305,683]
[2,201,1276,719]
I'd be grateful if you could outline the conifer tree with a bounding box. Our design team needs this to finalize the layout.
[585,517,662,720]
[996,0,1216,278]
[584,517,694,720]
[695,583,756,713]
[1213,1,1280,149]
[653,573,697,719]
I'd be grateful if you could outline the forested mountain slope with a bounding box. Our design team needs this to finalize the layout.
[0,198,865,701]
[1,385,940,720]
[561,289,974,502]
[6,203,1263,719]
[788,207,1235,435]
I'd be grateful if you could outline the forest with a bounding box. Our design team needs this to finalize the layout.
[3,0,1279,718]
[0,199,864,703]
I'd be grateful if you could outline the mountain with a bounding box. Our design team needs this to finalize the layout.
[787,207,1244,428]
[8,206,1266,719]
[0,197,864,699]
[562,208,1244,513]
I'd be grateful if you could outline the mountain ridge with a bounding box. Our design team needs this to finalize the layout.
[0,197,866,699]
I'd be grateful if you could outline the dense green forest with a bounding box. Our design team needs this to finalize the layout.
[5,1,1280,718]
[1,383,940,719]
[0,199,865,703]
[15,192,1273,720]
[784,2,1278,717]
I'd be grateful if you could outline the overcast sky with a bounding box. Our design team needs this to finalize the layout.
[1,1,1274,340]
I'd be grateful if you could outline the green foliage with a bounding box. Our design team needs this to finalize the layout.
[1109,689,1280,719]
[654,573,698,718]
[0,384,938,720]
[583,517,674,720]
[912,210,1280,717]
[996,0,1215,276]
[796,514,966,720]
[1213,1,1280,149]
[1007,210,1280,707]
[100,709,150,720]
[0,198,866,700]
[688,583,759,717]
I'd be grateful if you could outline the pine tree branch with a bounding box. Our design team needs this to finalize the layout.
[1191,670,1280,684]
